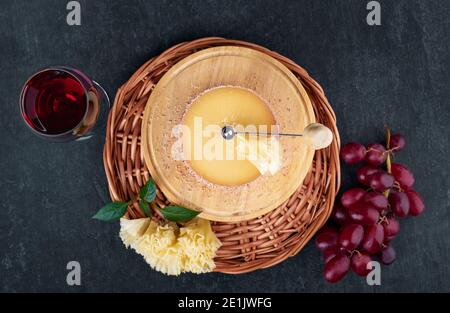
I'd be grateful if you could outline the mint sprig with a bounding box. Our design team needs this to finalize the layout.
[160,206,200,222]
[93,201,129,221]
[139,177,156,202]
[139,200,152,217]
[93,179,198,222]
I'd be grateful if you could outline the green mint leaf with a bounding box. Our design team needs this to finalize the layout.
[139,200,152,217]
[92,201,128,221]
[139,178,156,203]
[160,206,200,222]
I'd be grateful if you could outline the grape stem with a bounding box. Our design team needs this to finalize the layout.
[378,215,388,225]
[384,126,392,198]
[393,181,404,192]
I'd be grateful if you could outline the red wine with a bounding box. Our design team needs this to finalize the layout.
[20,67,104,141]
[22,69,88,134]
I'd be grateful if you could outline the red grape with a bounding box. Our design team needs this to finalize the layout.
[368,171,394,192]
[340,142,366,164]
[338,224,364,250]
[389,191,410,217]
[362,192,388,211]
[384,235,396,243]
[348,202,380,225]
[406,190,425,216]
[379,245,396,265]
[331,203,348,225]
[390,134,406,151]
[362,224,385,254]
[382,217,400,238]
[365,143,387,166]
[357,166,380,186]
[323,246,341,263]
[341,188,366,209]
[391,163,415,189]
[317,131,422,284]
[315,228,339,252]
[324,254,350,283]
[351,252,372,276]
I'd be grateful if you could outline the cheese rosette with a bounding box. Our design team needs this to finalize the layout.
[120,217,221,275]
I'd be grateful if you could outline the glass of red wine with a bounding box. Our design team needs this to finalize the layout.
[20,66,110,142]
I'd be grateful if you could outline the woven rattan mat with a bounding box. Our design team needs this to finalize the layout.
[103,37,340,273]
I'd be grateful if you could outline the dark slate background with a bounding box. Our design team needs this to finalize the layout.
[1,0,449,292]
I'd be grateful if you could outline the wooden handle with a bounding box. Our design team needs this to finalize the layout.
[303,123,333,150]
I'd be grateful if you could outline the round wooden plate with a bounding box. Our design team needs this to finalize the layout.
[141,46,316,222]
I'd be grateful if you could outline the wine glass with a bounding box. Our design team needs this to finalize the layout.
[20,66,110,142]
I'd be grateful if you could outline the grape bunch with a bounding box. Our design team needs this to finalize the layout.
[316,129,425,283]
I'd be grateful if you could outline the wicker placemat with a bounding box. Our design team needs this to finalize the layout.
[103,37,340,274]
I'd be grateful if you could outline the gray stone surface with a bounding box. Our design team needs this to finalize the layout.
[0,0,449,292]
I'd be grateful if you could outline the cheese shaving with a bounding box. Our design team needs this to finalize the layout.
[119,217,221,275]
[235,134,282,175]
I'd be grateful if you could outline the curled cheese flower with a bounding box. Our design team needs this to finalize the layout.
[119,217,221,276]
[178,218,221,274]
[135,221,183,276]
[119,217,151,247]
